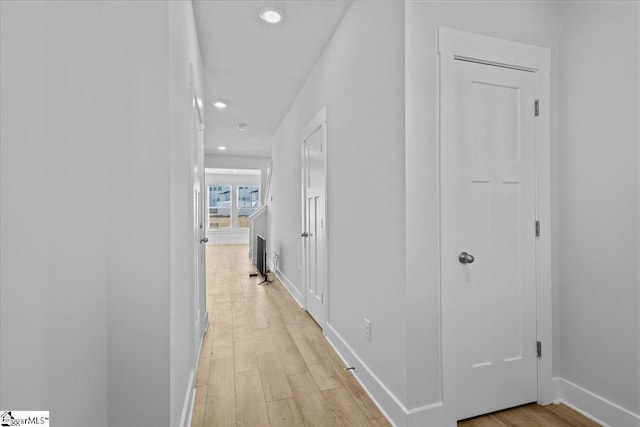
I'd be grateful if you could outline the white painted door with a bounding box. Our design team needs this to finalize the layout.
[195,185,206,335]
[196,124,207,337]
[441,59,538,420]
[302,119,326,327]
[191,69,207,347]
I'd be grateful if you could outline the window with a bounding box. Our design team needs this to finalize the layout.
[237,185,260,228]
[207,179,261,230]
[208,185,231,228]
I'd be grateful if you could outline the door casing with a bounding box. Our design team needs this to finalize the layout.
[438,27,552,423]
[301,106,329,330]
[190,64,207,347]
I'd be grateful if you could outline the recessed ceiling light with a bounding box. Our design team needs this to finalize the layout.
[237,123,248,131]
[213,101,227,109]
[218,146,227,151]
[259,7,283,24]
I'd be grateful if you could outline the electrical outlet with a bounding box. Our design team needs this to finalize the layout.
[363,318,371,342]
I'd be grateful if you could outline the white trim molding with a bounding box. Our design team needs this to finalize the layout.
[273,268,304,308]
[438,27,551,72]
[324,323,448,427]
[202,310,209,336]
[180,370,196,427]
[324,324,404,427]
[553,377,640,427]
[185,323,209,427]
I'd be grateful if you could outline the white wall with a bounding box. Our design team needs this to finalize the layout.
[557,1,640,420]
[1,2,108,424]
[169,1,206,426]
[102,3,172,424]
[268,0,408,416]
[0,2,204,426]
[404,3,560,422]
[268,1,639,424]
[405,2,640,425]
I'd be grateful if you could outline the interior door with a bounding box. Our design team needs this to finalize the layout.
[196,123,207,337]
[302,123,326,327]
[441,59,538,420]
[191,73,207,348]
[195,185,206,335]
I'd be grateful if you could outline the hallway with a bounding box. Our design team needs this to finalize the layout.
[190,245,390,427]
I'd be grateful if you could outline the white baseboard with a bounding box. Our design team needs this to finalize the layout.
[407,402,446,427]
[553,377,640,427]
[270,275,447,426]
[179,370,196,427]
[323,324,444,426]
[324,324,449,427]
[202,310,209,335]
[323,323,405,427]
[181,324,208,427]
[273,267,304,308]
[270,270,447,426]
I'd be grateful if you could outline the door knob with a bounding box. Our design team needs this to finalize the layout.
[200,237,209,243]
[458,252,475,264]
[301,232,309,237]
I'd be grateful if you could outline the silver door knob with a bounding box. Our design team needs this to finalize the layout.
[301,232,309,237]
[458,252,474,264]
[200,237,209,243]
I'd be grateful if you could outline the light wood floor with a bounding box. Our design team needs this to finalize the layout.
[191,244,390,427]
[191,245,599,427]
[458,403,601,426]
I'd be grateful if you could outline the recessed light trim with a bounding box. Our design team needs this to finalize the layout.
[259,7,283,24]
[237,123,248,131]
[218,146,227,151]
[213,101,227,109]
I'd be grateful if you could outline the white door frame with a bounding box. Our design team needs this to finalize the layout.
[438,28,552,422]
[190,64,207,345]
[301,106,328,329]
[196,106,207,337]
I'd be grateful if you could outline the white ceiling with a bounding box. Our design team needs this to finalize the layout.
[193,0,352,157]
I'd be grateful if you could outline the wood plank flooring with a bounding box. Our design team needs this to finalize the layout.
[459,403,601,426]
[191,245,389,427]
[191,244,599,427]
